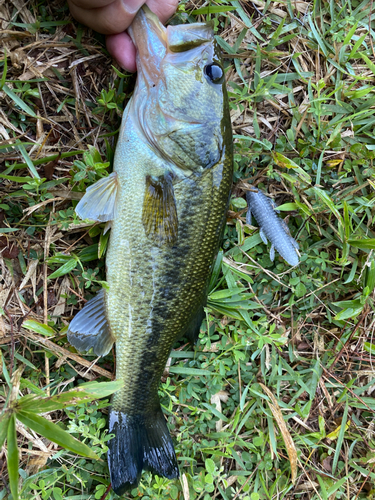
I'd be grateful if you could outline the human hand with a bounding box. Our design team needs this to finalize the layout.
[67,0,178,72]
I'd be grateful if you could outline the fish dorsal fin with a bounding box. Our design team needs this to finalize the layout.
[75,172,119,222]
[67,289,115,356]
[142,173,178,247]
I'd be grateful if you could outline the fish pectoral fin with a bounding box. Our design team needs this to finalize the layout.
[67,289,115,356]
[142,173,178,247]
[75,172,119,222]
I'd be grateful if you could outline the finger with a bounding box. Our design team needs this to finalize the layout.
[147,0,178,23]
[68,0,145,35]
[68,0,114,9]
[69,0,142,11]
[106,32,137,72]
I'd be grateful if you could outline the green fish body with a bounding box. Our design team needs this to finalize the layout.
[68,7,232,495]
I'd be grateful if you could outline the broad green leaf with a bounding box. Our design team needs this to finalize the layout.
[327,476,352,497]
[276,203,298,211]
[314,187,343,224]
[0,411,10,449]
[22,319,55,337]
[360,52,375,75]
[365,256,375,293]
[0,48,7,90]
[208,250,223,293]
[47,253,72,264]
[18,380,122,413]
[295,282,307,298]
[0,228,20,233]
[348,238,375,250]
[240,233,262,252]
[364,342,375,355]
[7,414,19,500]
[98,230,110,259]
[205,458,216,474]
[48,258,78,279]
[209,288,245,300]
[202,403,228,422]
[272,152,312,184]
[327,419,350,442]
[295,200,312,217]
[333,299,363,321]
[169,367,212,376]
[0,174,33,182]
[234,134,273,150]
[192,6,236,15]
[231,197,247,210]
[79,244,100,262]
[16,410,100,459]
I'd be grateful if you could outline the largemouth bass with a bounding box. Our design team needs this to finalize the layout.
[68,6,233,495]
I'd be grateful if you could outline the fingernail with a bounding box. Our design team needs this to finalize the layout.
[121,0,145,15]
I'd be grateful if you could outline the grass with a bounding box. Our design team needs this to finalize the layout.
[1,0,375,499]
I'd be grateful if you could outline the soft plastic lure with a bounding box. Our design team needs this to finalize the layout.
[246,187,299,266]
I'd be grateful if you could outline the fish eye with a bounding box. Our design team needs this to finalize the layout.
[204,63,224,84]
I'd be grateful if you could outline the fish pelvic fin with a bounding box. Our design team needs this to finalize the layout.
[142,173,178,247]
[108,406,179,495]
[67,289,115,356]
[75,172,119,222]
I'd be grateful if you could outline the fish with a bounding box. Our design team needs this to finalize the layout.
[67,6,233,495]
[246,187,299,266]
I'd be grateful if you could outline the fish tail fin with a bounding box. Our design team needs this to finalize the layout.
[108,406,179,495]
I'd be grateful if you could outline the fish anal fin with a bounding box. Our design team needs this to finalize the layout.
[142,173,178,247]
[75,172,119,222]
[67,289,115,356]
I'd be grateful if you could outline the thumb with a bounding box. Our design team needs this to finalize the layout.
[68,0,145,35]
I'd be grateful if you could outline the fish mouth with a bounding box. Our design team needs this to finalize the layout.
[128,6,213,86]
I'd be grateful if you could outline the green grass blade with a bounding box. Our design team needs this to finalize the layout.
[332,398,349,474]
[17,144,40,179]
[18,380,123,413]
[48,258,78,280]
[7,414,19,500]
[308,15,328,57]
[22,319,55,337]
[2,84,37,118]
[0,48,7,90]
[16,410,100,459]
